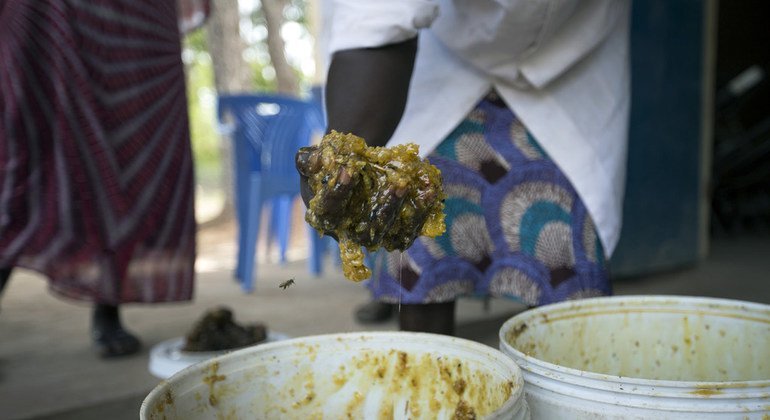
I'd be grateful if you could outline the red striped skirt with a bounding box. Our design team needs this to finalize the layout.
[0,0,195,304]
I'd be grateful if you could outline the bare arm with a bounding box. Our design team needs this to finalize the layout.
[324,37,418,147]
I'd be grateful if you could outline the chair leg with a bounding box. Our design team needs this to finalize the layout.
[235,200,248,282]
[235,204,245,281]
[266,199,278,262]
[308,227,323,276]
[329,237,342,267]
[241,174,263,293]
[275,195,293,264]
[234,141,251,282]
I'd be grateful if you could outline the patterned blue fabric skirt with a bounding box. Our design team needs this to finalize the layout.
[368,95,611,306]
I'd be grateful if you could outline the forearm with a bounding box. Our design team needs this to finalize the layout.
[325,37,418,148]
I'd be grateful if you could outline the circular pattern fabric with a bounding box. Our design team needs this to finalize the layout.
[368,94,610,306]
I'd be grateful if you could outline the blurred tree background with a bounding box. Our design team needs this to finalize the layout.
[182,0,318,223]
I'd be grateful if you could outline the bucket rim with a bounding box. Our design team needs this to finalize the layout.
[498,295,770,395]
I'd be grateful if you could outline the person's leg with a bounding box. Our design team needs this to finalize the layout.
[0,268,12,313]
[354,251,396,323]
[92,303,141,358]
[355,300,395,323]
[0,267,12,295]
[399,301,456,336]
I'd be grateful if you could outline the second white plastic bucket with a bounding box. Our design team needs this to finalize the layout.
[499,295,770,419]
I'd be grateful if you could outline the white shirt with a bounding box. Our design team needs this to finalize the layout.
[326,0,631,256]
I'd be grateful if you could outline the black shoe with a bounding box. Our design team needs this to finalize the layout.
[354,301,395,324]
[92,303,141,358]
[92,327,141,358]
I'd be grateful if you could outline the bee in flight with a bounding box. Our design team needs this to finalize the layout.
[278,278,295,290]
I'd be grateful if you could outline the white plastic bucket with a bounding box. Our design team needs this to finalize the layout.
[499,295,770,419]
[141,331,529,419]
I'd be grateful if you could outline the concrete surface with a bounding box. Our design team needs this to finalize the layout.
[0,221,768,419]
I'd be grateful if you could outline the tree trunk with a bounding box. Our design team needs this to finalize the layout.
[204,0,254,225]
[208,1,253,92]
[307,0,326,86]
[262,0,300,95]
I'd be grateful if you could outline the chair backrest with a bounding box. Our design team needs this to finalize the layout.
[217,94,325,182]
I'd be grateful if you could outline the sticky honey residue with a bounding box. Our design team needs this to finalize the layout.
[153,387,174,415]
[508,322,528,341]
[332,365,349,388]
[453,378,467,395]
[291,391,316,408]
[452,399,476,420]
[296,342,320,362]
[507,325,537,356]
[275,348,514,419]
[164,389,173,405]
[689,387,723,397]
[215,408,238,420]
[203,362,227,406]
[345,391,365,417]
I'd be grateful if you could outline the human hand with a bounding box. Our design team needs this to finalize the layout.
[295,140,414,248]
[296,145,355,242]
[295,145,321,208]
[296,145,355,222]
[296,132,445,282]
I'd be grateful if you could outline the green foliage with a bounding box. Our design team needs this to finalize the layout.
[185,26,208,52]
[184,29,220,183]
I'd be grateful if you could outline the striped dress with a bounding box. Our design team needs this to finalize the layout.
[0,0,196,304]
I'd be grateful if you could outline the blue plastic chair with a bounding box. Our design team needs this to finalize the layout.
[217,94,325,292]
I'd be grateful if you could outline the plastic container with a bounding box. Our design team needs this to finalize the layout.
[141,331,529,419]
[499,295,770,419]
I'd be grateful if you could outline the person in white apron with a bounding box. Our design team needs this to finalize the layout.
[305,0,631,333]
